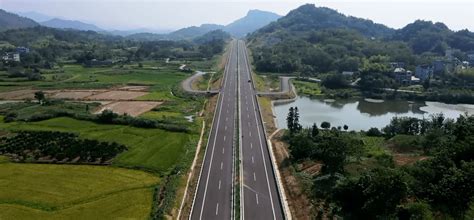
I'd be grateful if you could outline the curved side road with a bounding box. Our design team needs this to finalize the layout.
[181,71,219,95]
[257,76,294,96]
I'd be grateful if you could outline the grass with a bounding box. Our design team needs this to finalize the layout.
[293,80,322,97]
[362,136,388,157]
[0,117,198,175]
[140,111,183,119]
[0,162,158,219]
[0,64,190,92]
[258,96,277,133]
[252,72,266,92]
[388,135,422,153]
[0,101,100,121]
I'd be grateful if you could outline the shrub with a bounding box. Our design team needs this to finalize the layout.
[0,130,126,163]
[366,127,383,137]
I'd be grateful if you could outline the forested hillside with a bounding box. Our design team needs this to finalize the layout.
[0,26,229,69]
[0,9,38,31]
[248,4,474,74]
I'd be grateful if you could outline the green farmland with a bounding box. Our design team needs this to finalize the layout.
[0,117,198,174]
[0,157,159,219]
[0,63,190,100]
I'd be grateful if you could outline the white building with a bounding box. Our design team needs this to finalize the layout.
[2,52,20,62]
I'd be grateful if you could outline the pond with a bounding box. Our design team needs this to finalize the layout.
[273,96,474,131]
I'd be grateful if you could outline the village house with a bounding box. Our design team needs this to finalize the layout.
[468,54,474,67]
[415,65,433,81]
[16,47,30,54]
[393,68,412,85]
[390,62,405,69]
[2,52,20,62]
[432,60,446,74]
[342,71,354,76]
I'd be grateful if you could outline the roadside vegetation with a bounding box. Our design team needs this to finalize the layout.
[280,107,474,218]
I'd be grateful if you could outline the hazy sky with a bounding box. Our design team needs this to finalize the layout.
[1,0,473,31]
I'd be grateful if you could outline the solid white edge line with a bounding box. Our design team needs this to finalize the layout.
[245,43,291,220]
[190,40,233,220]
[244,43,277,220]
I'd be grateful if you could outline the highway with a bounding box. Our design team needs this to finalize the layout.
[190,40,238,220]
[238,40,285,220]
[190,39,284,220]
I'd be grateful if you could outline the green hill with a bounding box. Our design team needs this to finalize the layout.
[0,9,38,32]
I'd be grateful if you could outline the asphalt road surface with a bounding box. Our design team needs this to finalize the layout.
[238,40,285,220]
[190,40,284,220]
[190,40,238,220]
[181,71,218,94]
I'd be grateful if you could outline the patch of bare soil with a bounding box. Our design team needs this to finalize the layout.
[0,89,37,100]
[117,86,150,91]
[393,153,429,166]
[48,90,105,100]
[94,101,162,116]
[272,131,313,220]
[87,91,148,100]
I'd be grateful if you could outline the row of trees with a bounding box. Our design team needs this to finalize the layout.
[2,98,191,133]
[284,106,474,218]
[0,131,127,163]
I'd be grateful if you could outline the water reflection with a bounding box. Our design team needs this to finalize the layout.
[273,96,474,131]
[356,99,426,116]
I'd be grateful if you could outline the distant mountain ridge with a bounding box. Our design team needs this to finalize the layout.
[16,11,54,23]
[0,9,39,32]
[126,9,281,41]
[169,24,224,40]
[224,9,281,37]
[5,9,280,40]
[41,18,104,32]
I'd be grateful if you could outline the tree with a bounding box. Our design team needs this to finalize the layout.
[287,107,295,133]
[321,121,331,129]
[294,107,301,132]
[397,201,433,220]
[322,74,349,89]
[34,91,45,104]
[289,132,315,161]
[333,168,408,218]
[97,110,118,123]
[287,106,301,134]
[311,123,319,137]
[367,127,383,137]
[343,124,349,131]
[313,134,354,174]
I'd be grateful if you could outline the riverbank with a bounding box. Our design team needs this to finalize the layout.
[291,78,474,105]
